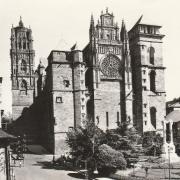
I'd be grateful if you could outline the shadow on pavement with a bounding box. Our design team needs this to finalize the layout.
[33,160,75,171]
[33,160,109,179]
[67,173,85,179]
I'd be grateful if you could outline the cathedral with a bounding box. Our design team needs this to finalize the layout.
[10,9,166,154]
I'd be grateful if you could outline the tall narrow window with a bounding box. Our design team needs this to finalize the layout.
[23,42,26,49]
[20,79,27,95]
[106,112,109,128]
[150,70,156,92]
[19,42,22,49]
[150,107,156,129]
[150,47,155,65]
[117,112,120,126]
[21,59,27,73]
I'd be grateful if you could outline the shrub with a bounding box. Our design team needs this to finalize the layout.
[97,144,127,175]
[142,132,163,156]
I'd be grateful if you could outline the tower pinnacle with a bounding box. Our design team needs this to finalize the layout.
[106,7,108,13]
[19,16,24,27]
[90,14,94,25]
[120,20,128,42]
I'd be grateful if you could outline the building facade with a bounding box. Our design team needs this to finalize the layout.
[10,9,166,154]
[128,16,166,133]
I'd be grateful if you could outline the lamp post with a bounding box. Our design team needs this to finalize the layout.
[168,146,171,180]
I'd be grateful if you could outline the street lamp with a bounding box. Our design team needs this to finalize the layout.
[168,146,171,180]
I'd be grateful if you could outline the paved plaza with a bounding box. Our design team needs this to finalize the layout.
[12,146,180,180]
[13,152,114,180]
[13,154,82,180]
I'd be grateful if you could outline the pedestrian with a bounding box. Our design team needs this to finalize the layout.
[145,166,148,178]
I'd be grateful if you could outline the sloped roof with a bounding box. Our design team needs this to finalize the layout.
[130,15,161,32]
[136,15,161,27]
[168,102,180,108]
[0,129,16,139]
[54,38,71,51]
[166,110,180,123]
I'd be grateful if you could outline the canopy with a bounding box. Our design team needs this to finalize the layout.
[166,110,180,123]
[0,129,16,140]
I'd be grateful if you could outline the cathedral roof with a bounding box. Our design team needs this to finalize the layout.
[54,38,70,51]
[130,15,161,32]
[136,15,161,27]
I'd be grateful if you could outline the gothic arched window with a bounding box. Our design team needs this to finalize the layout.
[150,47,155,65]
[23,42,26,49]
[149,70,156,92]
[150,107,156,129]
[20,79,27,95]
[19,42,22,49]
[21,80,27,89]
[21,60,27,72]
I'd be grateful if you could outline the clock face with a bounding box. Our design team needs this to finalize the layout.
[101,55,122,78]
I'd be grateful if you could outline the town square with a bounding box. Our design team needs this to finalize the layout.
[0,0,180,179]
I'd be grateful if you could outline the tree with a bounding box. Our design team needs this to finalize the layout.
[66,120,128,176]
[66,121,142,174]
[1,112,13,131]
[104,124,141,167]
[66,121,106,163]
[143,132,163,156]
[97,144,127,175]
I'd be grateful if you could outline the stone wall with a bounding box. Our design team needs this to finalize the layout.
[129,23,166,134]
[94,81,121,130]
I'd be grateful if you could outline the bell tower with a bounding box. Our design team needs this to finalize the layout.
[10,17,35,120]
[129,16,166,133]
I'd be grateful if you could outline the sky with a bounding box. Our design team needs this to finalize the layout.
[0,0,180,112]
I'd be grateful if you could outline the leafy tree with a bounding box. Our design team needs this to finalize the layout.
[66,120,142,174]
[97,144,127,175]
[66,120,106,162]
[143,132,163,156]
[1,111,13,131]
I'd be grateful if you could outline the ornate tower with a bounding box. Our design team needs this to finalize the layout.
[10,17,35,120]
[84,8,133,130]
[129,16,166,134]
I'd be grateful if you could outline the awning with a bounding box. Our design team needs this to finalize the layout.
[166,110,180,123]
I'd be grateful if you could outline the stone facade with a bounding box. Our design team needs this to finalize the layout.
[129,16,166,134]
[9,18,40,142]
[10,9,166,155]
[10,17,35,121]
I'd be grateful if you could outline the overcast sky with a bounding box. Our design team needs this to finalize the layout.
[0,0,180,112]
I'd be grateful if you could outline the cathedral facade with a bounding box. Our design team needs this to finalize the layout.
[10,9,166,154]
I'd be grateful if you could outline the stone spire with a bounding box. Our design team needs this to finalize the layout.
[89,14,95,39]
[19,16,24,27]
[120,20,128,42]
[106,7,108,14]
[90,14,94,27]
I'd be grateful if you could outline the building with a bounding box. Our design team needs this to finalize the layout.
[128,15,166,133]
[0,77,16,180]
[10,17,40,142]
[10,9,166,155]
[10,17,35,121]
